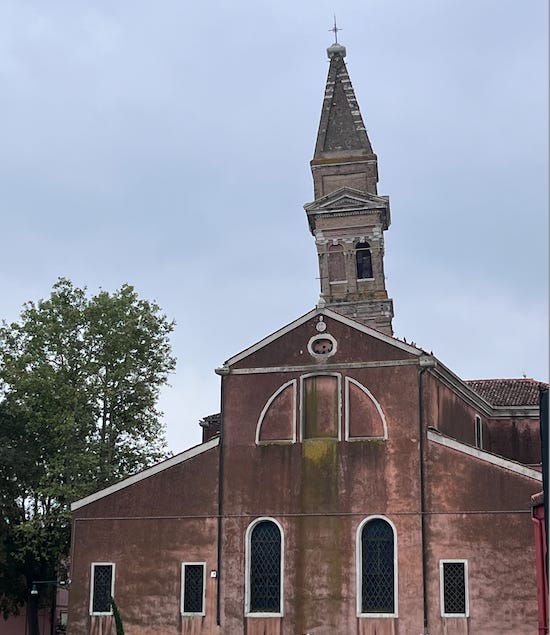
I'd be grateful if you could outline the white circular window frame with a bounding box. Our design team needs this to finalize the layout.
[307,333,338,359]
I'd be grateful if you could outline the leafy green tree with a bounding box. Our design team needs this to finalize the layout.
[0,402,37,618]
[0,278,175,625]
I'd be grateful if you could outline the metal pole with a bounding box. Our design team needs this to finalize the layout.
[50,585,56,635]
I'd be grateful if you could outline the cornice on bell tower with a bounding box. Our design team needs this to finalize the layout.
[305,40,394,336]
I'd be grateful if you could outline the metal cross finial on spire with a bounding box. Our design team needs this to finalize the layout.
[330,15,342,44]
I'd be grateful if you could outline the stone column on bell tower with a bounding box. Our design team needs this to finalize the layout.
[304,41,394,336]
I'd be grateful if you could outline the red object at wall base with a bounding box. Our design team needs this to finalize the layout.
[532,493,548,635]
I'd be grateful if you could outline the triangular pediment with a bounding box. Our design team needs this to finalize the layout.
[304,186,389,214]
[221,307,423,369]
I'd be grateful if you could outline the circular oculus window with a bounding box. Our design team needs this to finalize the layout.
[308,334,337,358]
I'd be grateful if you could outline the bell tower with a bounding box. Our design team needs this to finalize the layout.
[304,41,394,335]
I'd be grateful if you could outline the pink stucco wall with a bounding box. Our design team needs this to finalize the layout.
[68,313,542,634]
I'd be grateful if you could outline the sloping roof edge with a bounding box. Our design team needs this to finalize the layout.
[427,429,542,481]
[71,437,220,511]
[221,307,423,368]
[430,361,541,416]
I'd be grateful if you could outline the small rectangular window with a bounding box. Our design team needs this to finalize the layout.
[440,560,469,617]
[181,563,206,615]
[475,415,483,449]
[90,563,114,615]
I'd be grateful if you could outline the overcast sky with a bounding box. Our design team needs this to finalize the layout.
[1,1,547,454]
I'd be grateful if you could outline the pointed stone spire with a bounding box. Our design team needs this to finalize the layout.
[311,43,379,199]
[305,43,394,335]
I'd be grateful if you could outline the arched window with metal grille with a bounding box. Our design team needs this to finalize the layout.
[357,516,397,617]
[245,518,283,616]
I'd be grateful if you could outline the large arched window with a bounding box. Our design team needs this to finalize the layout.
[355,242,373,280]
[246,519,283,616]
[357,516,397,617]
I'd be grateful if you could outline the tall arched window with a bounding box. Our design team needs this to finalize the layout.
[246,519,283,615]
[355,242,373,279]
[357,516,397,616]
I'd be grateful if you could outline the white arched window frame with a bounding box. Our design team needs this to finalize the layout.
[356,515,398,618]
[344,377,388,441]
[299,372,342,441]
[255,379,297,445]
[245,517,284,618]
[474,415,483,449]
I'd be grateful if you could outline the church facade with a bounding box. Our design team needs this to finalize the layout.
[68,42,544,635]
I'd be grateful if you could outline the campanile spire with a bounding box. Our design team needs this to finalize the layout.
[304,41,394,335]
[311,41,379,198]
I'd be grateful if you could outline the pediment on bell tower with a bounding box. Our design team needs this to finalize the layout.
[305,186,389,211]
[304,187,391,231]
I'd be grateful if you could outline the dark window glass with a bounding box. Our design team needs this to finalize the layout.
[443,562,466,614]
[183,564,204,613]
[355,242,373,279]
[92,564,113,613]
[361,519,394,613]
[250,521,281,613]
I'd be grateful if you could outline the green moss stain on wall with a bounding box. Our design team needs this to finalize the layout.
[296,437,344,631]
[296,515,345,633]
[302,438,338,511]
[303,375,339,438]
[302,436,336,464]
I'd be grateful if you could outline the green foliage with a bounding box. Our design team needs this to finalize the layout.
[110,596,125,635]
[0,278,175,614]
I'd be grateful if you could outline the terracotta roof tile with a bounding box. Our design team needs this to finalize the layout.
[199,413,221,427]
[199,413,221,442]
[465,378,547,407]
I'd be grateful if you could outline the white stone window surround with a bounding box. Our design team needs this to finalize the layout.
[474,414,483,449]
[89,562,115,616]
[181,562,206,616]
[440,559,469,618]
[244,517,285,618]
[307,333,338,359]
[356,515,399,618]
[255,379,297,445]
[257,374,388,445]
[344,376,388,441]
